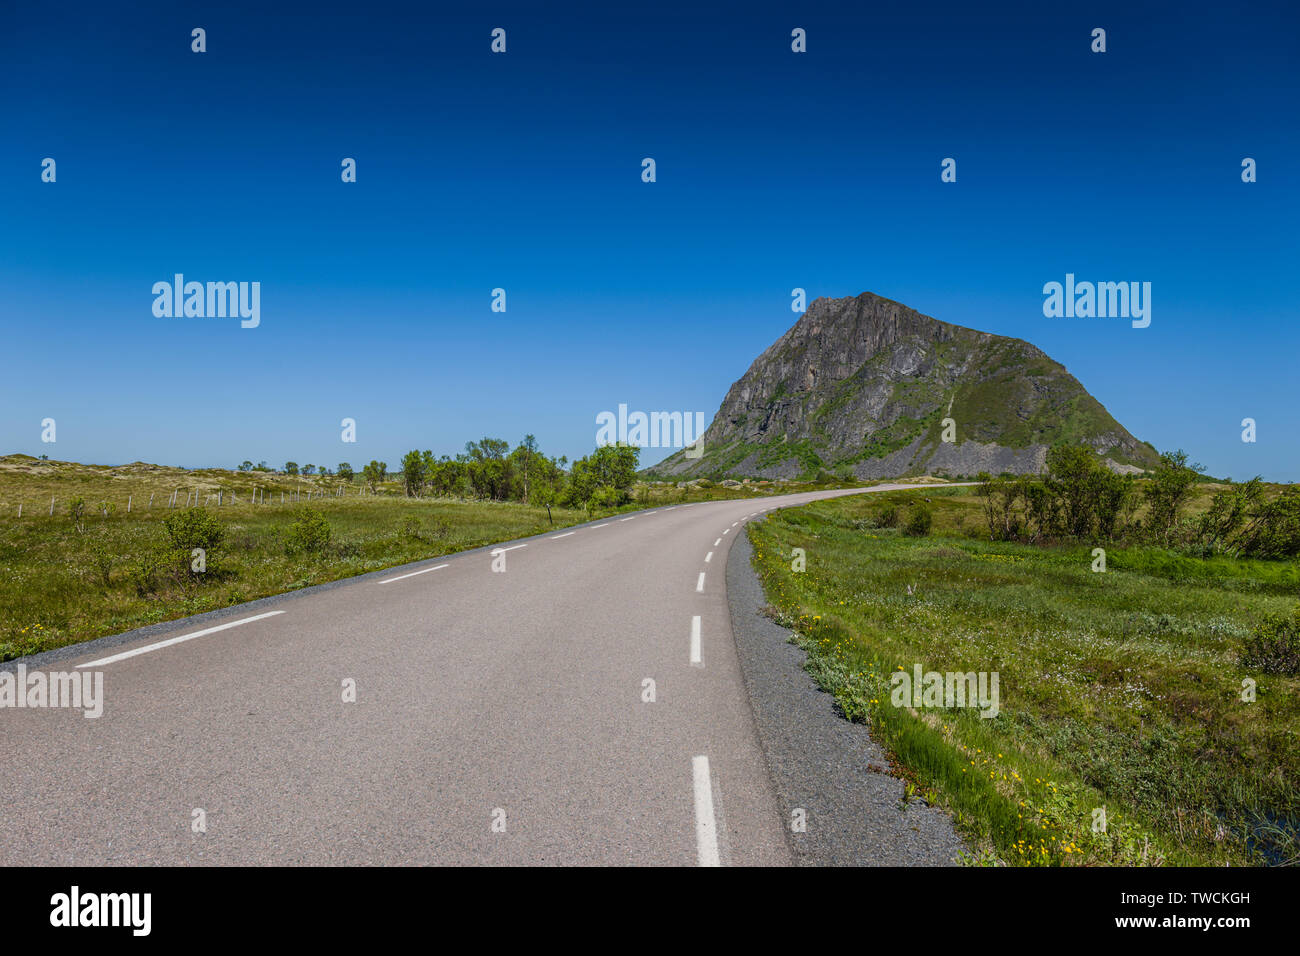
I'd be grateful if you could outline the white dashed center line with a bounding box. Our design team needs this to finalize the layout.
[550,532,575,539]
[690,616,702,665]
[692,755,721,866]
[704,551,712,563]
[696,572,706,592]
[713,538,721,546]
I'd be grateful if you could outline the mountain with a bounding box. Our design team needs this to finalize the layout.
[650,292,1158,480]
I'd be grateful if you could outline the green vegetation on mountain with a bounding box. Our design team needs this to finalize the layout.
[650,292,1159,481]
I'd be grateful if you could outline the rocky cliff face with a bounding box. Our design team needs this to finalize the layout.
[651,292,1157,479]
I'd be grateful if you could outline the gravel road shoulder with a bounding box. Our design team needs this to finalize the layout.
[727,528,970,866]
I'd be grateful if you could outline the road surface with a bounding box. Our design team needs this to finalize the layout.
[0,484,918,866]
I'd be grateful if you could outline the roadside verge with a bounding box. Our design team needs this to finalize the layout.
[726,525,969,865]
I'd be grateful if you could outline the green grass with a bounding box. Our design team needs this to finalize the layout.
[747,487,1300,866]
[0,496,595,661]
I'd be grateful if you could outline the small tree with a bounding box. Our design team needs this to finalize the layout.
[568,443,639,506]
[1237,486,1300,559]
[1045,444,1098,538]
[401,449,426,497]
[284,461,300,476]
[362,460,387,493]
[463,438,513,500]
[1144,450,1201,543]
[337,462,354,481]
[514,434,539,503]
[67,496,88,533]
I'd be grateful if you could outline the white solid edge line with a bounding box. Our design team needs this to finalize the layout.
[690,615,702,665]
[704,551,712,563]
[696,572,706,592]
[550,532,575,539]
[379,563,450,584]
[693,755,721,866]
[77,611,285,668]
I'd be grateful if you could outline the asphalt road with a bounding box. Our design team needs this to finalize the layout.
[0,484,920,866]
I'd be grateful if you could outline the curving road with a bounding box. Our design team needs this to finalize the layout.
[0,484,918,866]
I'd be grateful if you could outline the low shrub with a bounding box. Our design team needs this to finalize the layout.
[285,508,332,555]
[163,507,225,553]
[903,504,933,537]
[1241,610,1300,675]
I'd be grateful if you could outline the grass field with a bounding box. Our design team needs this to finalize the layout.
[0,454,846,661]
[748,486,1300,866]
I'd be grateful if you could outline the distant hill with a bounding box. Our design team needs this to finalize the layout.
[0,454,346,509]
[650,292,1159,480]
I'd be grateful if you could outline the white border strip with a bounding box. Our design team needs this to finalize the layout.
[77,611,285,668]
[379,563,449,584]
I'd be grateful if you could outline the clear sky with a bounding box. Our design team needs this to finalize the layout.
[2,1,1297,479]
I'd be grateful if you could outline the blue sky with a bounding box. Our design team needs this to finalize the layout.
[2,1,1297,479]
